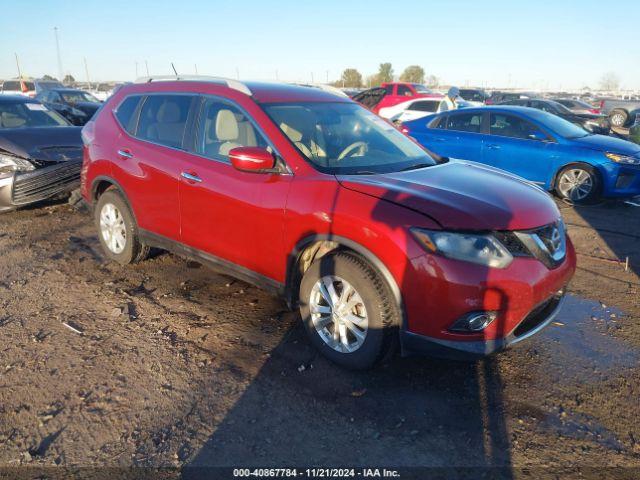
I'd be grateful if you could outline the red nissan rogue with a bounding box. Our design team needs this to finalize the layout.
[81,77,576,369]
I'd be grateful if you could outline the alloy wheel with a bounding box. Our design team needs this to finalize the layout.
[558,169,593,201]
[611,113,625,127]
[309,275,368,353]
[99,203,127,254]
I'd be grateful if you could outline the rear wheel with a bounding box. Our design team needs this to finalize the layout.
[609,109,628,128]
[555,164,601,204]
[299,252,399,370]
[95,189,149,264]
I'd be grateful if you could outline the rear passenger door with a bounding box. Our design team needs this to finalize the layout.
[178,96,292,282]
[113,93,198,241]
[414,112,485,161]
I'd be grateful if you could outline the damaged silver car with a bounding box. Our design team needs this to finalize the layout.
[0,95,83,213]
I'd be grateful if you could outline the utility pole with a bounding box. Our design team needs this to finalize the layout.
[135,61,139,78]
[311,72,314,83]
[235,67,240,79]
[14,53,22,79]
[54,27,63,81]
[145,61,150,76]
[84,57,91,89]
[326,70,329,83]
[194,64,198,75]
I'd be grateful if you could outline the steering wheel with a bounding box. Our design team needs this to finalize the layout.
[337,141,367,161]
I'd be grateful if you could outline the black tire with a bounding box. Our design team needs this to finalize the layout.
[299,252,399,370]
[609,109,628,128]
[555,164,602,204]
[94,189,149,264]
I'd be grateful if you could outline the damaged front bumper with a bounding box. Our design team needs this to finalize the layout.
[0,159,82,213]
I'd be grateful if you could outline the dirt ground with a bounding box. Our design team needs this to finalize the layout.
[0,195,639,479]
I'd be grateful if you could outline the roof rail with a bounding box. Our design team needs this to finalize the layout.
[134,75,252,96]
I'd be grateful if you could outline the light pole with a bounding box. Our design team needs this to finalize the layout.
[54,27,64,82]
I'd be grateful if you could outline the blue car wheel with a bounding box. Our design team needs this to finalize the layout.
[555,164,601,203]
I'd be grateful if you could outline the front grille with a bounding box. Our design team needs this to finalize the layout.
[511,220,567,269]
[11,160,82,205]
[513,293,563,338]
[494,231,531,257]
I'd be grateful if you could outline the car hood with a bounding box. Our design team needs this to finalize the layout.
[337,160,561,231]
[0,127,82,163]
[571,134,640,156]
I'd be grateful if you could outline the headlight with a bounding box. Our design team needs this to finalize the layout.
[0,153,35,175]
[411,228,513,268]
[605,152,640,165]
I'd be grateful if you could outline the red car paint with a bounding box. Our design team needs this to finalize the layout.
[81,80,576,358]
[375,82,441,114]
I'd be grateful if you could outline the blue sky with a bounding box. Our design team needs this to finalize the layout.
[2,0,639,89]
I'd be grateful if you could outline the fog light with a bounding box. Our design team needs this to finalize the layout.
[449,311,497,333]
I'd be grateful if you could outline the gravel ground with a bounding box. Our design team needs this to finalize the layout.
[0,196,639,479]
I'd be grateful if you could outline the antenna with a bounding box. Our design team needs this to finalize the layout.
[171,63,178,75]
[84,57,91,89]
[14,53,22,79]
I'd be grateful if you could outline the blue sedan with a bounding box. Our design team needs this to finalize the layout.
[402,106,640,202]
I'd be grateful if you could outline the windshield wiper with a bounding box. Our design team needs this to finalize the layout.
[399,163,433,172]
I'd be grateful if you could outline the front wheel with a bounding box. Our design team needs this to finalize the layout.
[299,252,399,370]
[555,165,601,204]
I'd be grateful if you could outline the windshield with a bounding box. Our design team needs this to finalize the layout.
[547,100,573,115]
[263,102,437,174]
[535,110,589,139]
[61,91,100,104]
[413,84,431,93]
[0,102,70,128]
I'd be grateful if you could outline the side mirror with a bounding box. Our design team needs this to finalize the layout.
[229,146,276,173]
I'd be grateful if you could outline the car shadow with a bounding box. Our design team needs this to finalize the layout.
[182,179,515,478]
[565,199,639,278]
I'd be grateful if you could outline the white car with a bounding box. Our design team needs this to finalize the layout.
[1,79,64,97]
[379,97,448,123]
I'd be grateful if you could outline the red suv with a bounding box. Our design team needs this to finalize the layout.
[81,76,576,369]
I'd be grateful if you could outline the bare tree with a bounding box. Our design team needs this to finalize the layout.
[425,74,440,88]
[599,72,620,91]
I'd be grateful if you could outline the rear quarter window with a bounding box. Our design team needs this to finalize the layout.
[114,95,142,134]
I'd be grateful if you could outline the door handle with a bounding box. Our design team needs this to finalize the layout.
[181,171,202,183]
[486,144,501,150]
[117,149,133,159]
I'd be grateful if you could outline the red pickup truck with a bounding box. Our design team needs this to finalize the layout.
[353,82,440,115]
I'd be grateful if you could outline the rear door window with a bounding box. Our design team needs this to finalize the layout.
[136,94,195,148]
[445,112,483,133]
[114,95,143,134]
[489,113,544,140]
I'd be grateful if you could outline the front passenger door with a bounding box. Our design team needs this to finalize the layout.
[178,97,292,282]
[482,113,556,184]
